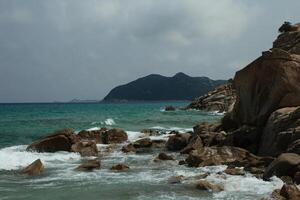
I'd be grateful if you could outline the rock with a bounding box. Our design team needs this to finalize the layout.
[110,163,130,171]
[224,167,245,176]
[231,48,300,127]
[168,175,184,184]
[178,160,186,165]
[280,184,300,200]
[180,135,203,154]
[263,153,300,180]
[293,172,300,184]
[76,128,107,143]
[156,153,174,161]
[133,138,152,148]
[121,143,136,153]
[71,141,98,157]
[270,189,286,200]
[258,107,300,156]
[151,139,167,148]
[26,129,75,152]
[165,106,176,111]
[166,132,191,151]
[141,129,160,136]
[187,83,236,113]
[186,146,268,168]
[280,176,294,185]
[195,173,210,179]
[275,22,300,54]
[102,128,128,144]
[76,160,100,171]
[195,180,224,192]
[244,167,265,175]
[21,159,44,176]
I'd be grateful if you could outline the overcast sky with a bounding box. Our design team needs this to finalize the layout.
[0,0,299,102]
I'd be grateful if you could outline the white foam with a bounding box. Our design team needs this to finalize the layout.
[104,118,116,126]
[86,127,101,131]
[150,126,192,132]
[209,111,226,116]
[0,145,81,170]
[127,131,145,142]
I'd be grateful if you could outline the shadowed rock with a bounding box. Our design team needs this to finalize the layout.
[102,128,128,144]
[21,159,44,176]
[71,141,98,157]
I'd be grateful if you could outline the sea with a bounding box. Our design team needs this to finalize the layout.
[0,102,282,200]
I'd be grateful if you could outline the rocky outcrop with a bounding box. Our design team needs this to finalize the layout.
[76,128,107,144]
[102,128,128,144]
[21,159,44,176]
[26,129,76,152]
[76,160,101,172]
[71,141,98,157]
[270,184,300,200]
[187,83,235,112]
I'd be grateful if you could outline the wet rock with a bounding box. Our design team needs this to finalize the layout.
[110,163,130,171]
[280,176,294,185]
[180,135,203,154]
[26,129,75,152]
[293,172,300,184]
[168,175,184,184]
[178,160,186,165]
[165,106,176,111]
[195,180,224,192]
[195,173,210,179]
[152,139,167,148]
[155,153,174,161]
[166,132,191,151]
[76,128,107,144]
[287,139,300,155]
[224,167,245,176]
[121,143,136,153]
[133,138,152,148]
[21,159,44,176]
[102,128,128,144]
[141,129,160,137]
[263,153,300,180]
[280,184,300,200]
[76,160,100,172]
[71,141,98,157]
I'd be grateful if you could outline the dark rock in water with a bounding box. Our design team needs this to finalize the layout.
[258,107,300,157]
[77,128,107,144]
[187,83,236,113]
[21,159,44,176]
[165,106,175,111]
[293,172,300,184]
[110,163,130,171]
[71,141,98,157]
[26,129,75,152]
[263,153,300,181]
[76,160,100,172]
[121,143,136,153]
[155,153,174,161]
[102,128,128,144]
[231,48,300,127]
[168,175,184,184]
[223,166,245,176]
[195,180,224,192]
[133,138,152,148]
[166,132,191,151]
[141,129,160,136]
[178,160,186,165]
[102,72,226,102]
[180,135,203,154]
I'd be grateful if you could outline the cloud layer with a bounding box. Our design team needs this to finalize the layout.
[0,0,300,102]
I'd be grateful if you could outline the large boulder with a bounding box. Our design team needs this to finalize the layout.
[21,159,44,176]
[258,107,300,156]
[71,141,98,157]
[102,128,128,144]
[186,146,271,168]
[263,153,300,180]
[26,129,75,152]
[76,128,107,144]
[166,132,191,151]
[231,48,300,127]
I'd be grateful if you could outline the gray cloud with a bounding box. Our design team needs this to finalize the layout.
[0,0,300,102]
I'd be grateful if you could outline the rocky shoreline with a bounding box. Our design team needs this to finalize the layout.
[20,22,300,200]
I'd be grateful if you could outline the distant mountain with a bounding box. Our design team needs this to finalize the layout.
[102,72,227,102]
[68,99,99,103]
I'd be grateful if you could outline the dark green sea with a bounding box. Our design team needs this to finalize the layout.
[0,102,282,200]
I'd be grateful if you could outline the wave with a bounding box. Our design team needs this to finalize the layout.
[150,126,193,132]
[91,118,116,126]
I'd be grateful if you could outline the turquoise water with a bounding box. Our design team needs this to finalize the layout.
[0,103,282,200]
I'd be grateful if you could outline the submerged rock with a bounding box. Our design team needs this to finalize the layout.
[165,106,176,111]
[110,163,129,171]
[26,129,75,152]
[71,141,98,157]
[21,159,44,176]
[102,128,128,144]
[133,138,152,148]
[168,175,184,184]
[76,160,101,172]
[155,153,174,161]
[195,180,224,192]
[223,166,245,176]
[121,143,136,153]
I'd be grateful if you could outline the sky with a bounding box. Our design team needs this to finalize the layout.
[0,0,300,103]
